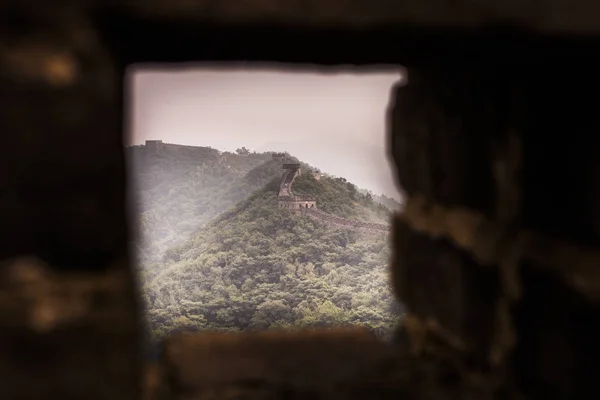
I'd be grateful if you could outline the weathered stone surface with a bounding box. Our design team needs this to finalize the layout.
[4,0,597,34]
[0,4,125,268]
[390,61,600,247]
[0,257,141,399]
[121,0,600,34]
[144,363,164,400]
[389,66,503,217]
[5,0,600,35]
[391,220,500,362]
[155,328,512,400]
[516,62,600,247]
[3,1,600,400]
[396,194,600,303]
[161,329,394,396]
[388,58,600,400]
[512,262,600,400]
[0,4,140,398]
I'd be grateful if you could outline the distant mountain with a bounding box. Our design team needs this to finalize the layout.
[256,138,402,201]
[129,142,402,353]
[357,188,403,212]
[126,143,281,264]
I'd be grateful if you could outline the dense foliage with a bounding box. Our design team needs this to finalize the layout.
[292,169,395,222]
[126,145,281,264]
[129,144,403,354]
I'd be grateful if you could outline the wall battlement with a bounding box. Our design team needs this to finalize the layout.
[276,162,389,233]
[304,208,389,234]
[282,163,301,170]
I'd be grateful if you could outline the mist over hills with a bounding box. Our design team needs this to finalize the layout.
[127,144,279,263]
[256,138,403,202]
[127,142,402,351]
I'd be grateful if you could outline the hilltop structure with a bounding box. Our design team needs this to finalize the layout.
[275,156,388,234]
[277,161,317,213]
[145,140,163,153]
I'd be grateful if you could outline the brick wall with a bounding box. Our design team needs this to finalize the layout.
[389,63,600,399]
[305,208,388,234]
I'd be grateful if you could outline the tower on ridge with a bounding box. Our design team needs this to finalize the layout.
[282,163,301,171]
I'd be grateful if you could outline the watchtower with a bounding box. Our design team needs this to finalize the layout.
[145,140,163,153]
[282,163,301,171]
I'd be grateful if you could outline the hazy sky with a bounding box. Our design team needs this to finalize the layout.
[127,64,404,200]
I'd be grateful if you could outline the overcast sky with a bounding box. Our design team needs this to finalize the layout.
[127,64,404,200]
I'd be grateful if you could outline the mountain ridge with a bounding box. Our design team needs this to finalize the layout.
[129,141,401,348]
[128,141,400,264]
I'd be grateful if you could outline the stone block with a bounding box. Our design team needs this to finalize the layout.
[122,0,600,34]
[388,66,502,217]
[391,219,500,361]
[0,8,140,398]
[512,262,600,400]
[516,61,600,246]
[0,257,141,400]
[160,328,397,398]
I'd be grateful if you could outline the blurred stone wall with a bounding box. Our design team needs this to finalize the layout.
[1,1,599,399]
[389,61,600,399]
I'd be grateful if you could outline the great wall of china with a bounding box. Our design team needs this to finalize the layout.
[140,142,390,236]
[304,208,390,234]
[273,153,389,235]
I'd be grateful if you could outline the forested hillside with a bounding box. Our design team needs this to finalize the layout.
[292,170,395,223]
[127,145,283,263]
[128,143,402,355]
